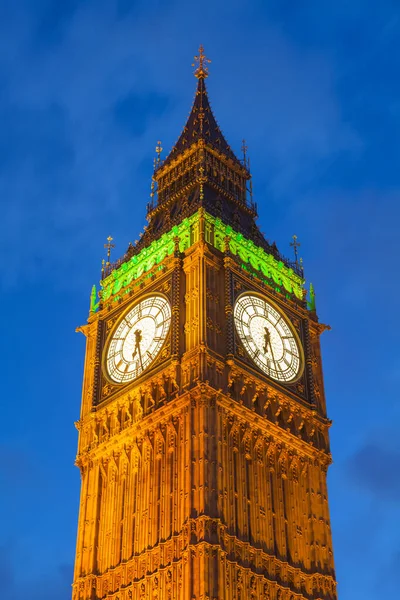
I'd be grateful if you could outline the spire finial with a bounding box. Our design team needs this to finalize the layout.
[309,282,316,311]
[155,140,163,165]
[90,284,97,313]
[150,157,156,199]
[290,234,301,266]
[104,235,115,266]
[193,45,211,79]
[241,139,248,168]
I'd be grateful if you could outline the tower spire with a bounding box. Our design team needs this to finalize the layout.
[158,48,245,172]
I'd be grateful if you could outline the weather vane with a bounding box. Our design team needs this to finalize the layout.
[192,44,211,79]
[104,235,115,266]
[155,140,163,165]
[290,234,301,266]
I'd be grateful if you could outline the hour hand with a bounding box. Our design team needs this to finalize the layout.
[132,329,143,360]
[263,327,271,354]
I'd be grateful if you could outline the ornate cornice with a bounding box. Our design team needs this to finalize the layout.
[98,210,306,309]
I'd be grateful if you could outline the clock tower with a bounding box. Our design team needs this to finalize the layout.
[72,48,337,600]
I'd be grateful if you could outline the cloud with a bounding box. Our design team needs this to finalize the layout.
[0,102,74,174]
[0,0,362,289]
[23,564,73,600]
[0,551,73,600]
[347,439,400,502]
[0,544,15,597]
[373,549,400,597]
[335,431,400,597]
[281,187,400,308]
[113,91,171,137]
[0,444,35,488]
[0,539,73,600]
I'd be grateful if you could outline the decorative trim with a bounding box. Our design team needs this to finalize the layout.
[97,210,305,308]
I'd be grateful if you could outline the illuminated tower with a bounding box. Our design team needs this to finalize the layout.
[73,47,337,600]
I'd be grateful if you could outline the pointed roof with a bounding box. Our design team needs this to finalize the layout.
[157,46,247,173]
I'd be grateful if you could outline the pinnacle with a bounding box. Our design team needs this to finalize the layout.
[159,76,244,171]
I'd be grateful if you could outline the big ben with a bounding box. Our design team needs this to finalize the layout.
[72,47,337,600]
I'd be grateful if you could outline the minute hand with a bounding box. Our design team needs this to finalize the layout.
[137,343,143,369]
[268,340,279,373]
[132,342,143,369]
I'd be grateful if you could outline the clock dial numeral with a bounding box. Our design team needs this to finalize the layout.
[234,294,303,383]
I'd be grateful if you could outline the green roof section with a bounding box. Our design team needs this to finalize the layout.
[94,210,306,311]
[206,213,304,300]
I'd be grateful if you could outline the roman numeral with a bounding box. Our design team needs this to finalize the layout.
[283,356,291,368]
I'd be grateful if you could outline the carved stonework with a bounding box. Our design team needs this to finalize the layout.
[72,56,337,600]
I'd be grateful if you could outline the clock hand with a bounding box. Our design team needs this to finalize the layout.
[262,326,278,371]
[137,341,143,369]
[132,329,143,368]
[267,337,279,373]
[263,327,271,354]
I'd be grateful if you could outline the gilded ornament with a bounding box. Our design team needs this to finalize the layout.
[106,317,116,331]
[102,383,113,397]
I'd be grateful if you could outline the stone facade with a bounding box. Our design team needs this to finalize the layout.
[72,49,337,600]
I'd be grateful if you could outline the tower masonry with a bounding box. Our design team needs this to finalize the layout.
[73,47,337,600]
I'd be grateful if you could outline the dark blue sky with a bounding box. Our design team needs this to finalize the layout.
[1,1,399,598]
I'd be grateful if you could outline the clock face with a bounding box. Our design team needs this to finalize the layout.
[105,295,171,384]
[234,294,302,383]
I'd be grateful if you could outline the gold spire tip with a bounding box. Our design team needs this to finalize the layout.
[155,140,163,165]
[104,235,115,265]
[192,45,211,79]
[290,234,301,266]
